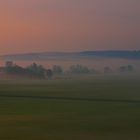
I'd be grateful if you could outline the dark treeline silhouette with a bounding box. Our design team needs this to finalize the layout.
[1,61,136,79]
[4,61,53,79]
[68,64,97,74]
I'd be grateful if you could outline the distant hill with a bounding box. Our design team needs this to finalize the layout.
[0,51,140,61]
[81,51,140,59]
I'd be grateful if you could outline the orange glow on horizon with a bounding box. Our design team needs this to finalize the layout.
[0,0,139,54]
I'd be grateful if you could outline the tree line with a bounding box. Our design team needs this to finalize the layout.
[4,62,53,79]
[3,61,135,79]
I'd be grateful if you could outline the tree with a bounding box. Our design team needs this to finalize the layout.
[5,63,25,74]
[45,69,53,79]
[26,63,46,78]
[52,65,63,75]
[69,64,90,74]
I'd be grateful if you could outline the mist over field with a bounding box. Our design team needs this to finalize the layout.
[0,52,140,140]
[0,51,140,75]
[0,0,140,139]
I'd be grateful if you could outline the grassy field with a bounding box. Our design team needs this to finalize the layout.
[0,75,140,140]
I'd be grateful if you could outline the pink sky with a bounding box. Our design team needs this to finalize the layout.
[0,0,140,54]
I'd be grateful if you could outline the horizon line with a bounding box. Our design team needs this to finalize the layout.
[1,49,140,56]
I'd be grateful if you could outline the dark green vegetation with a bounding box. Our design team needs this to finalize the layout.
[4,62,53,79]
[0,75,140,140]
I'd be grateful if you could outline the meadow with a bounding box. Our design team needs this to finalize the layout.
[0,75,140,140]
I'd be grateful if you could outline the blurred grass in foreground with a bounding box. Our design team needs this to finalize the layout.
[0,75,140,140]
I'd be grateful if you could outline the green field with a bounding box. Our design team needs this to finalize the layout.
[0,75,140,140]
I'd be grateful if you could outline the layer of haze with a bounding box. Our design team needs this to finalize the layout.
[0,0,140,54]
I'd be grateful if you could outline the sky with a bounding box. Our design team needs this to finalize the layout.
[0,0,140,54]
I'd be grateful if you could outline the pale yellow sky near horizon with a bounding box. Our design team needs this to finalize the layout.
[0,0,140,54]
